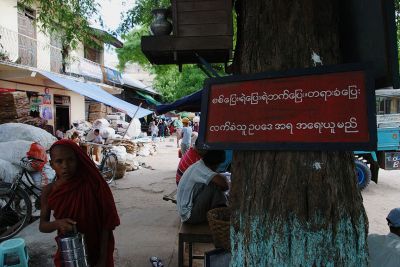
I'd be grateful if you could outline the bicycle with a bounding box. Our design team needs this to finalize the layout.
[0,157,43,241]
[85,142,118,184]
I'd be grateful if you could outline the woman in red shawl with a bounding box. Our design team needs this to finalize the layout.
[39,139,120,267]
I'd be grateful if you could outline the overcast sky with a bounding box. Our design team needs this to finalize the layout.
[96,0,136,31]
[95,0,136,68]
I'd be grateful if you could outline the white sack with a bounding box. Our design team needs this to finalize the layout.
[125,153,137,165]
[0,123,57,149]
[0,141,40,171]
[92,119,110,129]
[0,159,21,183]
[111,145,127,164]
[124,119,142,138]
[100,127,115,140]
[27,163,56,187]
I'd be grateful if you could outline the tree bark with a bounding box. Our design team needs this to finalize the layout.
[230,1,369,266]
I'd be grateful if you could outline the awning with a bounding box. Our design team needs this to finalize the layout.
[156,89,202,114]
[136,90,161,105]
[375,88,400,97]
[38,71,152,118]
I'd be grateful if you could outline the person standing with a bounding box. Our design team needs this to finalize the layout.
[368,208,400,267]
[174,115,183,148]
[158,119,167,142]
[39,139,120,267]
[180,118,192,156]
[150,121,159,141]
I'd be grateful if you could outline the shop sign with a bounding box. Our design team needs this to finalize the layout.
[198,64,377,151]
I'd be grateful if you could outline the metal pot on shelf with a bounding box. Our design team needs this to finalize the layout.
[150,8,172,36]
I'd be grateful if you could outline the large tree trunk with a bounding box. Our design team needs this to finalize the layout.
[230,1,369,266]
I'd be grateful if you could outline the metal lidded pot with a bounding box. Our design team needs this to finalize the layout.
[59,224,90,267]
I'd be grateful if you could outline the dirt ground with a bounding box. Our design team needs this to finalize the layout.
[16,136,400,266]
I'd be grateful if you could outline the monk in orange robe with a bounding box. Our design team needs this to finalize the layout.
[39,139,120,267]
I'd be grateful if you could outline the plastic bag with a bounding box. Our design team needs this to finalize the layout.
[26,142,48,171]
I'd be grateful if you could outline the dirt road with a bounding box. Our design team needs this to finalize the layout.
[16,138,400,266]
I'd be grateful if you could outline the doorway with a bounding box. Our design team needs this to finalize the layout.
[55,105,70,132]
[54,95,71,132]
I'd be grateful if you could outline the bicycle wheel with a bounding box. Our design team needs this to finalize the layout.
[0,183,32,241]
[101,153,118,184]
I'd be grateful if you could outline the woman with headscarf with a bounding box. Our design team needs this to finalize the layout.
[39,139,120,267]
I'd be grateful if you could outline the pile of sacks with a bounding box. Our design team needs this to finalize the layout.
[84,118,116,142]
[0,123,56,185]
[65,119,93,138]
[109,138,158,174]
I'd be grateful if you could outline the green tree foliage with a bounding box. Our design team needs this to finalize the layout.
[116,28,207,102]
[117,0,218,103]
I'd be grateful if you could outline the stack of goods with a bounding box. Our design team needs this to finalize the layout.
[110,145,127,179]
[0,92,30,124]
[65,120,92,138]
[88,103,107,122]
[111,139,138,154]
[134,140,158,157]
[107,112,128,136]
[0,123,56,185]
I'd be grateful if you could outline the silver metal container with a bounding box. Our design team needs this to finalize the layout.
[59,225,89,267]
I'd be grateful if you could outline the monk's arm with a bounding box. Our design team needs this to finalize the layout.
[39,185,76,233]
[96,229,111,267]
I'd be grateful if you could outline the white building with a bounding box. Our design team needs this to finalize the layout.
[0,0,151,132]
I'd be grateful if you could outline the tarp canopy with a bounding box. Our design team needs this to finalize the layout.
[156,89,202,114]
[136,90,161,105]
[39,71,153,118]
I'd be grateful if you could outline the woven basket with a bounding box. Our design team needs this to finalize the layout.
[115,163,126,179]
[207,207,231,251]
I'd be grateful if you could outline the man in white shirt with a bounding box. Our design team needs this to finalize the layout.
[368,208,400,267]
[177,150,229,224]
[91,129,103,162]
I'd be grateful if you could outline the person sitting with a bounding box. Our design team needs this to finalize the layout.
[39,139,120,267]
[91,129,103,162]
[70,131,80,145]
[176,141,206,186]
[55,127,65,140]
[368,208,400,267]
[176,150,229,224]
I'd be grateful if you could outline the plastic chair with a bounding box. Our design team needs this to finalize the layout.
[0,238,29,267]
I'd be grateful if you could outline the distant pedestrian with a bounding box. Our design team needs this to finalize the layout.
[174,116,183,148]
[158,119,167,142]
[180,118,192,156]
[150,121,159,141]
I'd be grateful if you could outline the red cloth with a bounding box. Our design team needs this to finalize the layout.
[176,147,201,184]
[48,139,120,267]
